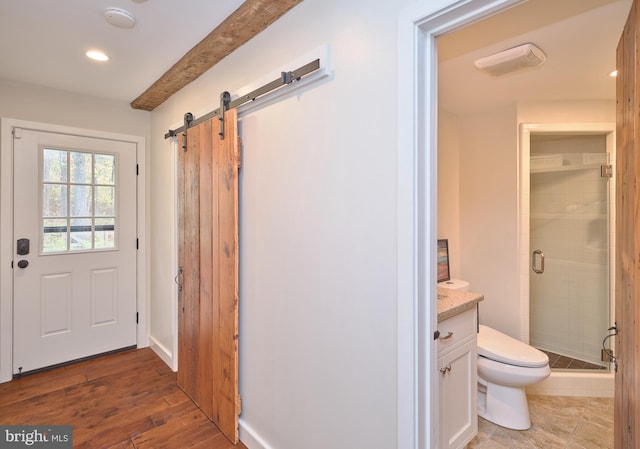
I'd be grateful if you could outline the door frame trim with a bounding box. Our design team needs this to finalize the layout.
[0,118,147,383]
[396,1,524,447]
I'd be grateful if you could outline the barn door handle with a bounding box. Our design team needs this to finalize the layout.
[532,249,545,274]
[175,267,183,292]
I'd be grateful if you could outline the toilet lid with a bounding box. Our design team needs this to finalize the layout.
[477,325,549,368]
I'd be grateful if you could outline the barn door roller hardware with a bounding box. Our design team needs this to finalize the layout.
[181,112,194,151]
[165,59,321,146]
[219,91,231,139]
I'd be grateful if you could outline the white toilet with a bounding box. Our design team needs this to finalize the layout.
[439,279,550,430]
[476,324,550,430]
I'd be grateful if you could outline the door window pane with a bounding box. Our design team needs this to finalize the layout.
[42,218,68,253]
[70,218,92,250]
[42,149,67,183]
[95,154,116,185]
[95,218,115,249]
[95,186,115,216]
[41,148,118,253]
[42,185,68,217]
[70,151,92,184]
[70,185,93,217]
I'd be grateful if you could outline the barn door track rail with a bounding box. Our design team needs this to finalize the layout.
[166,59,321,149]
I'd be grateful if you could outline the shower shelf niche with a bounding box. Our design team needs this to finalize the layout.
[531,213,607,220]
[530,152,608,174]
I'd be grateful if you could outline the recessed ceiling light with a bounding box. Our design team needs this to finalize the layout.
[86,50,109,62]
[609,70,618,77]
[104,7,136,29]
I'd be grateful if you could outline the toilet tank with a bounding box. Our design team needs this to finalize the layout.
[438,279,470,291]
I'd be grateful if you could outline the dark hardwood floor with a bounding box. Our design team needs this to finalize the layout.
[0,348,248,449]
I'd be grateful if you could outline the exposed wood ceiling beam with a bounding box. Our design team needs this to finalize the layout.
[130,0,303,111]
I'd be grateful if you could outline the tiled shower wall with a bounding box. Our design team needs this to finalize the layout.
[529,135,611,367]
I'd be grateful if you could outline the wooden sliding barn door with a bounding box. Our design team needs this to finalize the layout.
[616,1,640,447]
[177,109,240,443]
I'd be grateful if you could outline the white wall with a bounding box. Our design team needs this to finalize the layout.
[457,104,520,337]
[0,78,150,137]
[438,110,461,278]
[149,0,414,447]
[518,100,615,124]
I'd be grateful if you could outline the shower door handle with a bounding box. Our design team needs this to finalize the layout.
[532,249,545,274]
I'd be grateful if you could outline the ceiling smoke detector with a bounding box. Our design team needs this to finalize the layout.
[474,43,546,77]
[104,7,136,29]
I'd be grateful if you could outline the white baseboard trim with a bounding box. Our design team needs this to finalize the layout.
[239,418,274,449]
[527,370,614,397]
[149,336,176,371]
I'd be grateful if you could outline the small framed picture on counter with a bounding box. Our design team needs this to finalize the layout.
[437,239,450,283]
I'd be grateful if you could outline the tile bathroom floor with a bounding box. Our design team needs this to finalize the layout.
[466,395,614,449]
[540,350,608,371]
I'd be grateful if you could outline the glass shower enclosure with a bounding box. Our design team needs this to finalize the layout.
[529,133,612,371]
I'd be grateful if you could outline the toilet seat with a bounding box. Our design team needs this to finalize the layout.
[478,325,548,368]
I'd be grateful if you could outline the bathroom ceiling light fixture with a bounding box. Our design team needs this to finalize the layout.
[474,43,546,77]
[104,7,136,29]
[86,50,109,62]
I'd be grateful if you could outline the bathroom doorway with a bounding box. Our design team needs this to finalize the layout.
[406,0,634,446]
[523,125,615,373]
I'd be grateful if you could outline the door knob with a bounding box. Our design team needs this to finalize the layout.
[17,260,29,269]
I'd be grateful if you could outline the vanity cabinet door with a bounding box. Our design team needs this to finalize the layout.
[437,309,477,449]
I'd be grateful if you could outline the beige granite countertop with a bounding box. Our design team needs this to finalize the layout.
[437,287,484,322]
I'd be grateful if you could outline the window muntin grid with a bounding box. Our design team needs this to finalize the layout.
[41,148,117,253]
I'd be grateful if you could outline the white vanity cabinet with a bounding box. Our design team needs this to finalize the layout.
[437,306,478,449]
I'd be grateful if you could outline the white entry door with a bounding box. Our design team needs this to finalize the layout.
[12,128,137,375]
